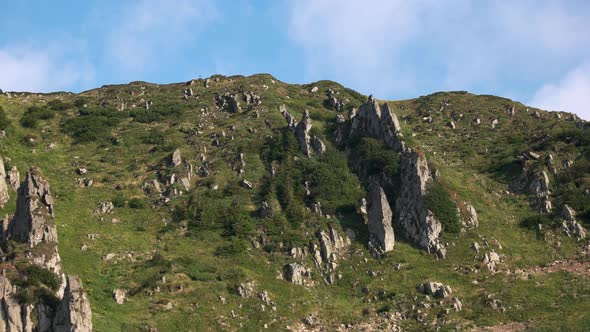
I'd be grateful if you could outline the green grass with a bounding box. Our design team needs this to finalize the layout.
[0,75,588,331]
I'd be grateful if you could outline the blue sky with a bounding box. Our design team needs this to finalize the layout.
[1,0,589,119]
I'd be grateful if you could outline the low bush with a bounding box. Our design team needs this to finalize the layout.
[20,105,54,128]
[425,180,460,233]
[0,105,10,130]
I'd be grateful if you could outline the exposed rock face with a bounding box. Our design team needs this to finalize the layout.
[237,282,256,298]
[280,107,326,157]
[284,263,308,285]
[325,89,344,111]
[216,92,242,113]
[482,251,501,271]
[0,157,8,207]
[417,282,453,299]
[366,183,394,253]
[350,96,444,257]
[286,226,350,285]
[562,205,587,239]
[0,167,92,331]
[170,148,182,167]
[353,96,404,151]
[463,203,478,228]
[113,289,127,304]
[516,165,552,213]
[53,276,93,332]
[396,151,444,257]
[7,166,20,192]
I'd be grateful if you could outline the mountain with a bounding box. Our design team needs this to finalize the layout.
[0,74,588,331]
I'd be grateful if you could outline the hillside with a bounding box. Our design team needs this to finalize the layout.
[0,74,589,331]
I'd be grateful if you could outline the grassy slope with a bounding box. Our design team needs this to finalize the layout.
[0,76,588,331]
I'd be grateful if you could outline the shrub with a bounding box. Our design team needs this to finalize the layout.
[425,180,460,233]
[20,105,54,128]
[520,214,552,230]
[128,197,146,209]
[112,195,126,208]
[63,106,125,143]
[47,99,71,111]
[215,238,246,256]
[0,105,10,130]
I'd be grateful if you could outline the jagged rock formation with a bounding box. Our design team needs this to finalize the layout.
[284,263,309,286]
[280,107,326,157]
[366,183,394,254]
[350,96,445,257]
[285,226,350,285]
[215,92,241,113]
[143,149,194,203]
[7,166,20,192]
[463,203,478,228]
[53,276,93,332]
[0,167,92,331]
[561,205,587,240]
[396,151,445,258]
[514,160,552,213]
[417,282,453,299]
[0,157,8,208]
[482,251,501,271]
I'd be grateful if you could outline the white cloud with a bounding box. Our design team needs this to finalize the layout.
[288,1,590,99]
[530,61,590,120]
[105,0,218,72]
[0,42,95,92]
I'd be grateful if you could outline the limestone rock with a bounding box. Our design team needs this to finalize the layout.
[284,263,309,285]
[396,151,443,256]
[170,148,182,167]
[482,251,501,271]
[94,201,114,215]
[113,289,127,304]
[237,282,256,298]
[281,107,326,157]
[7,166,19,191]
[366,183,394,253]
[0,157,8,207]
[53,275,93,332]
[417,282,453,299]
[561,205,587,239]
[463,203,478,228]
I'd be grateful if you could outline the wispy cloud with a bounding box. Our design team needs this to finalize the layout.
[104,0,218,72]
[0,40,95,92]
[530,61,590,120]
[287,0,590,115]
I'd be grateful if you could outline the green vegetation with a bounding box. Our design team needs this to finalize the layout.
[0,75,588,331]
[425,180,460,233]
[20,105,54,128]
[0,105,10,130]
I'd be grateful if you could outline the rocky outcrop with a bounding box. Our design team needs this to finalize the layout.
[285,226,350,285]
[0,157,8,208]
[482,251,501,271]
[561,205,587,240]
[170,148,182,167]
[417,282,453,299]
[325,89,344,111]
[284,263,309,286]
[53,276,93,332]
[350,96,444,257]
[463,203,478,228]
[0,167,92,331]
[396,151,444,257]
[366,183,394,254]
[215,92,242,113]
[280,107,326,157]
[7,166,20,191]
[352,95,404,152]
[515,165,552,213]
